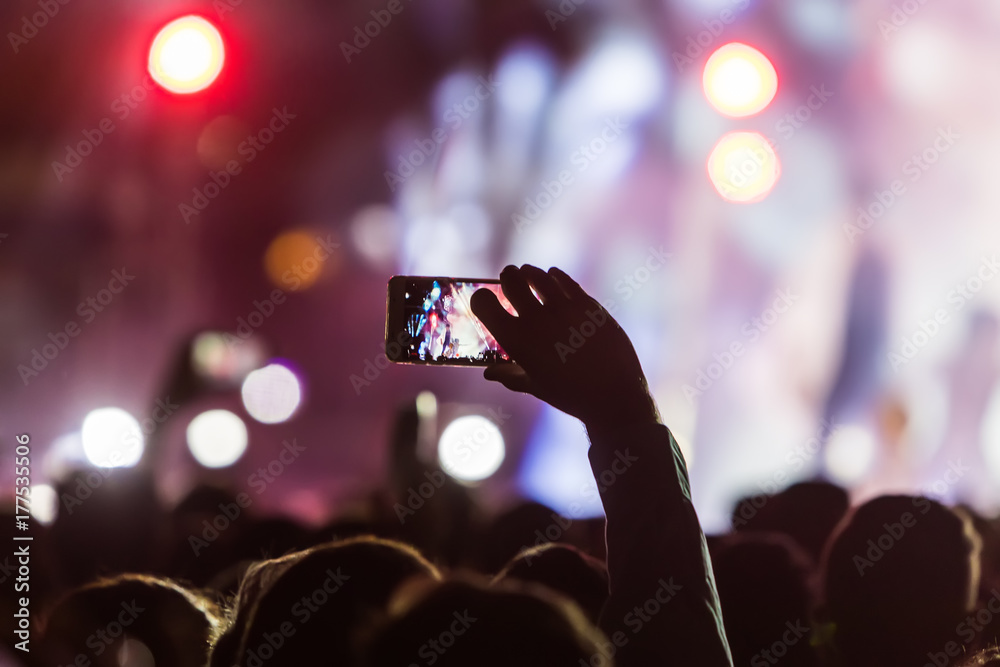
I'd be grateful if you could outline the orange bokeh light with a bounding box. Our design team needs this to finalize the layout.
[264,230,338,292]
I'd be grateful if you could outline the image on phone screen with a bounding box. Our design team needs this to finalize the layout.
[386,277,517,365]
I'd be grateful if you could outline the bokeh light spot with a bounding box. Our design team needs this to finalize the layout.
[81,407,144,468]
[241,362,303,424]
[703,43,778,118]
[350,205,401,267]
[824,425,877,485]
[187,409,249,468]
[149,16,225,94]
[265,230,335,292]
[707,131,780,203]
[30,485,58,525]
[191,331,267,386]
[438,415,505,483]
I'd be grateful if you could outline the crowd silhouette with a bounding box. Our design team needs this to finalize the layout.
[14,266,1000,666]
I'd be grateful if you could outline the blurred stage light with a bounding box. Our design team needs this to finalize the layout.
[554,32,665,124]
[881,23,963,110]
[241,362,303,424]
[350,205,401,267]
[117,638,155,667]
[707,131,780,203]
[30,485,58,525]
[654,386,699,468]
[403,215,489,277]
[43,432,88,479]
[519,406,604,518]
[980,384,1000,486]
[438,415,505,483]
[824,425,877,485]
[782,0,853,55]
[186,409,248,468]
[149,16,225,94]
[192,331,267,386]
[81,407,144,468]
[264,229,334,292]
[675,0,756,17]
[496,42,555,116]
[703,43,777,118]
[416,390,437,420]
[448,203,492,251]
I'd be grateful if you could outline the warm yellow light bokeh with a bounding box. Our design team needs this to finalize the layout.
[707,131,781,203]
[703,43,778,118]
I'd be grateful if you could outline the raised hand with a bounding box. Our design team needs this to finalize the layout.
[470,264,660,433]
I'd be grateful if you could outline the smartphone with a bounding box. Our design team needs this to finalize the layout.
[385,276,516,365]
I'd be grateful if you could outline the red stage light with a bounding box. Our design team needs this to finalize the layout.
[148,16,225,94]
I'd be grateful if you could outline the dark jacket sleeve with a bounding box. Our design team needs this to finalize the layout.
[588,422,732,667]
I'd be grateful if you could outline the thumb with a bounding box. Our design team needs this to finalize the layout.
[483,364,535,395]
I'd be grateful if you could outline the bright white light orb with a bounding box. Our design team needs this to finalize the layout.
[149,16,225,94]
[81,407,144,468]
[824,425,877,485]
[703,43,778,117]
[30,485,58,525]
[241,363,303,424]
[438,415,505,482]
[186,409,249,468]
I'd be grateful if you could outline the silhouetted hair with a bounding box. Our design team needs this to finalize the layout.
[711,532,818,667]
[476,502,574,573]
[362,577,611,667]
[821,495,980,666]
[732,481,849,563]
[961,646,1000,666]
[493,543,609,625]
[214,536,439,667]
[40,573,221,667]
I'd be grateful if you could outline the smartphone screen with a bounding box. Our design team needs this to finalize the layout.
[386,276,516,365]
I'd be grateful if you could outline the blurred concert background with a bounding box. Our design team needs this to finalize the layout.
[3,0,1000,542]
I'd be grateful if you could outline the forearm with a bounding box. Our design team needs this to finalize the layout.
[588,422,732,667]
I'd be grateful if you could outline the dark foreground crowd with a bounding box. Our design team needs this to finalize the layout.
[12,266,1000,667]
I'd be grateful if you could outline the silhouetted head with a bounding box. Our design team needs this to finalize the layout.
[215,536,439,667]
[476,501,578,573]
[493,543,608,625]
[208,547,306,667]
[710,532,818,667]
[362,577,610,667]
[820,495,981,666]
[40,574,221,667]
[732,481,850,563]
